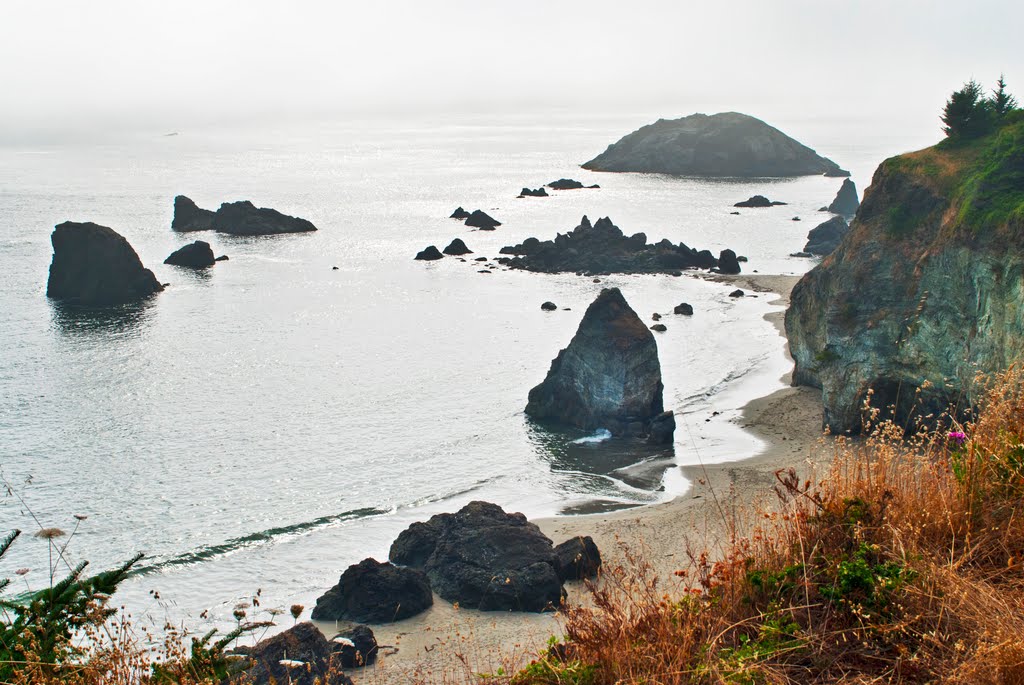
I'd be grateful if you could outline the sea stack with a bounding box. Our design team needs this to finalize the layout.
[525,288,674,443]
[46,221,163,305]
[171,195,215,232]
[827,178,860,216]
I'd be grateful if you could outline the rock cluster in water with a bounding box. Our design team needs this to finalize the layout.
[582,112,849,177]
[46,221,164,305]
[172,195,317,235]
[525,287,675,443]
[497,215,728,275]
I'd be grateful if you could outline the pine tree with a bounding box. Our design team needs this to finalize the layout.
[991,74,1018,116]
[941,79,993,139]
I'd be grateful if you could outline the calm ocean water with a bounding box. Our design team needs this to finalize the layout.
[0,111,937,631]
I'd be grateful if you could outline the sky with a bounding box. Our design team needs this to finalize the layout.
[2,0,1022,140]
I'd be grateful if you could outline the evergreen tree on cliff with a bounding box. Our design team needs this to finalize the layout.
[941,79,992,140]
[991,74,1019,117]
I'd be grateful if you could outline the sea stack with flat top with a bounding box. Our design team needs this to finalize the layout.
[525,287,674,443]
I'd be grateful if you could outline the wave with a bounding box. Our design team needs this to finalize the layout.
[132,506,388,576]
[571,428,612,444]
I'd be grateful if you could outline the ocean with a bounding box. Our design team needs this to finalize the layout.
[0,110,937,633]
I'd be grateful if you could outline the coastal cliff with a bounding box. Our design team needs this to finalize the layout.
[786,114,1024,433]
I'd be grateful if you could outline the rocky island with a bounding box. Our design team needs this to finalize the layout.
[497,215,729,274]
[172,196,317,235]
[787,114,1024,433]
[582,112,849,177]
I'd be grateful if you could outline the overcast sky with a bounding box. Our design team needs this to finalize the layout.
[2,0,1021,139]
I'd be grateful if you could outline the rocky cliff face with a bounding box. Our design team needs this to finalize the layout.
[786,117,1024,433]
[582,112,848,177]
[526,288,673,442]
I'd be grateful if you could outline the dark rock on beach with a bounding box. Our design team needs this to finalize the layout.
[519,187,549,197]
[497,215,721,275]
[231,622,353,685]
[465,210,501,229]
[525,288,672,442]
[415,245,444,261]
[734,195,787,208]
[554,536,602,581]
[717,249,741,275]
[582,112,848,177]
[674,302,694,315]
[443,238,473,255]
[827,178,860,216]
[310,557,433,623]
[333,625,378,668]
[729,289,745,298]
[389,501,564,612]
[164,240,216,268]
[450,207,471,219]
[172,195,215,232]
[647,410,676,445]
[46,221,163,305]
[802,215,850,256]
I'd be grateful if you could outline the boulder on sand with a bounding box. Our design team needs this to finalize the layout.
[310,557,433,623]
[172,195,215,232]
[827,178,860,216]
[415,245,444,261]
[525,288,673,443]
[443,238,473,255]
[554,536,602,581]
[164,240,216,268]
[46,221,163,305]
[465,210,501,229]
[333,625,378,668]
[389,501,564,612]
[232,622,353,685]
[717,249,741,275]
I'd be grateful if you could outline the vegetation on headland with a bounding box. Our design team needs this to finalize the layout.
[511,367,1024,684]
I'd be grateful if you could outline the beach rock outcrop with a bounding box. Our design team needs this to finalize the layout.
[525,288,671,442]
[554,536,602,581]
[464,210,501,229]
[786,118,1024,434]
[582,112,848,177]
[734,195,786,208]
[450,207,471,219]
[46,222,163,305]
[388,501,564,612]
[415,245,444,261]
[231,622,353,685]
[497,216,720,275]
[519,187,548,197]
[164,240,216,268]
[802,216,850,256]
[827,178,860,216]
[333,625,378,668]
[443,238,473,255]
[310,557,433,623]
[171,195,215,232]
[717,249,741,274]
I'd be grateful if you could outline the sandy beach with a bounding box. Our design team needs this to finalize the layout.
[337,273,830,684]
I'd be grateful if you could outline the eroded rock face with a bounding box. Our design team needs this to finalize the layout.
[497,216,720,275]
[46,222,163,305]
[828,179,860,216]
[802,216,849,256]
[231,622,352,685]
[786,124,1024,434]
[164,240,216,268]
[310,558,432,623]
[388,501,564,612]
[172,195,215,232]
[583,112,848,177]
[525,288,670,441]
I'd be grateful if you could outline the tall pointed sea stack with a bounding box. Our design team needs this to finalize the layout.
[526,288,674,443]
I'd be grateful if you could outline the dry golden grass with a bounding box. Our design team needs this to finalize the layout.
[513,368,1024,685]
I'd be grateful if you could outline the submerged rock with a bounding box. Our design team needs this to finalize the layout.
[734,195,787,208]
[525,288,671,441]
[310,557,433,623]
[231,622,352,685]
[803,216,850,256]
[46,222,163,305]
[497,215,721,275]
[583,112,848,177]
[443,238,473,255]
[415,245,444,261]
[388,501,564,612]
[172,195,215,232]
[465,210,501,229]
[164,240,216,268]
[827,178,860,216]
[554,536,602,580]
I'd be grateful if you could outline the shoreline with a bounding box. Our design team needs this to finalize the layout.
[353,272,829,682]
